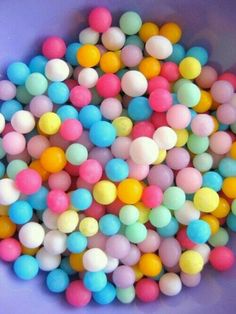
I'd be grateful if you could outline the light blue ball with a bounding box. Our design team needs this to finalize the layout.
[166,44,185,64]
[27,186,48,211]
[60,257,76,275]
[186,46,208,65]
[9,200,33,224]
[84,271,107,292]
[99,214,121,236]
[13,255,39,280]
[226,213,236,232]
[125,35,144,50]
[0,161,5,178]
[48,82,69,104]
[89,121,116,147]
[46,269,69,293]
[128,97,152,121]
[157,217,179,237]
[65,42,82,66]
[79,105,102,129]
[93,282,116,305]
[29,55,48,74]
[71,188,92,210]
[218,158,236,177]
[0,99,23,121]
[57,104,79,122]
[187,219,211,244]
[67,231,87,253]
[105,158,129,182]
[7,62,30,85]
[202,171,223,191]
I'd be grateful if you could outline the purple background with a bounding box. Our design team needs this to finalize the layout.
[0,0,236,313]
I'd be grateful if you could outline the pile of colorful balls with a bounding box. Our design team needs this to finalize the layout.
[0,7,235,307]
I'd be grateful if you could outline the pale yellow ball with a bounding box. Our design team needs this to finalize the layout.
[79,217,98,237]
[57,210,79,233]
[179,57,201,79]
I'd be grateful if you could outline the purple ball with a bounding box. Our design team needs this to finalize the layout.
[166,147,190,170]
[180,272,201,287]
[121,45,143,67]
[147,164,174,191]
[120,244,141,266]
[216,103,236,125]
[159,237,182,268]
[105,234,130,259]
[0,80,16,100]
[89,147,113,167]
[112,265,135,288]
[210,80,234,103]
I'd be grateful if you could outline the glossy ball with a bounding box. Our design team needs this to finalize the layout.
[13,255,39,280]
[209,246,235,271]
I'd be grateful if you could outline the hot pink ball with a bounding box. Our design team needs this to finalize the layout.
[87,232,107,250]
[79,159,103,184]
[149,88,172,112]
[180,272,201,287]
[47,190,69,213]
[89,147,113,167]
[209,131,232,154]
[88,7,112,33]
[147,76,170,94]
[2,131,26,155]
[160,62,180,82]
[166,104,191,129]
[66,280,92,307]
[147,164,174,191]
[27,135,50,159]
[121,45,143,67]
[132,121,155,139]
[176,167,202,194]
[59,119,83,141]
[106,234,130,259]
[136,278,159,303]
[112,265,135,288]
[49,133,69,150]
[0,238,21,262]
[96,74,121,98]
[15,168,42,195]
[166,147,190,170]
[42,36,66,59]
[29,95,53,118]
[216,104,236,125]
[111,137,132,159]
[209,246,235,271]
[48,171,71,191]
[77,130,94,151]
[218,72,236,89]
[191,114,214,136]
[120,244,141,266]
[138,229,161,253]
[70,86,92,108]
[0,80,16,100]
[142,185,163,208]
[84,201,105,220]
[210,80,234,103]
[127,158,149,180]
[151,112,168,128]
[100,98,122,120]
[195,65,218,89]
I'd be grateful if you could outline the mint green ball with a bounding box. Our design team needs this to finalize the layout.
[173,78,191,93]
[6,160,28,179]
[25,73,48,96]
[125,222,147,243]
[187,134,209,154]
[193,153,213,172]
[16,86,33,104]
[163,187,186,210]
[119,205,139,225]
[119,11,142,35]
[208,227,229,247]
[117,286,135,304]
[177,83,201,107]
[119,223,127,236]
[66,143,88,165]
[149,205,171,228]
[232,200,236,215]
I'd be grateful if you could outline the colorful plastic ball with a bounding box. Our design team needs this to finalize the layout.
[15,168,42,195]
[149,88,172,112]
[66,231,87,253]
[79,159,102,184]
[187,219,211,244]
[160,22,181,42]
[193,152,213,172]
[157,217,179,237]
[38,112,61,135]
[191,114,214,136]
[64,42,81,66]
[57,210,79,234]
[69,85,91,108]
[226,212,236,231]
[112,265,135,289]
[66,280,92,307]
[65,143,88,165]
[0,216,16,239]
[166,43,185,64]
[117,178,142,204]
[100,98,122,120]
[195,65,217,89]
[46,269,69,293]
[79,217,99,237]
[5,160,26,180]
[99,214,121,236]
[137,229,161,253]
[158,237,181,268]
[176,167,202,194]
[29,95,53,118]
[25,72,48,96]
[180,272,201,288]
[186,46,208,65]
[163,186,185,211]
[0,80,16,100]
[96,73,121,98]
[125,222,147,244]
[159,273,182,296]
[153,126,177,150]
[179,250,204,275]
[0,178,20,206]
[79,105,102,130]
[105,234,131,259]
[209,246,235,271]
[29,54,47,74]
[78,68,98,88]
[187,134,209,154]
[7,62,30,85]
[0,238,21,262]
[11,110,35,134]
[47,189,69,213]
[139,22,159,42]
[99,51,121,73]
[193,187,219,213]
[60,257,76,275]
[174,200,200,225]
[57,104,79,122]
[47,82,69,105]
[105,158,129,182]
[45,59,69,81]
[121,70,147,97]
[139,253,162,277]
[209,131,232,155]
[121,45,143,67]
[79,27,99,45]
[177,82,201,107]
[59,119,82,142]
[160,61,180,82]
[43,230,67,256]
[19,222,45,249]
[166,104,191,129]
[93,180,117,205]
[118,205,139,226]
[83,248,108,272]
[101,27,125,51]
[148,76,170,94]
[9,200,33,224]
[77,44,100,68]
[166,147,190,170]
[0,100,22,121]
[202,171,223,192]
[42,36,66,59]
[83,271,107,293]
[128,97,152,121]
[2,131,26,155]
[13,255,39,280]
[217,103,236,125]
[119,11,142,35]
[147,164,174,191]
[141,185,163,208]
[149,205,171,228]
[93,282,116,305]
[89,121,116,148]
[179,57,201,79]
[71,188,92,211]
[136,278,159,302]
[145,35,173,59]
[112,116,133,137]
[88,7,112,33]
[129,137,159,165]
[116,286,135,304]
[211,80,234,103]
[138,57,161,79]
[222,177,236,199]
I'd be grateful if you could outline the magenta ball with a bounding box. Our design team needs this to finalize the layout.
[210,80,234,103]
[127,158,149,180]
[166,147,190,170]
[138,230,161,253]
[47,190,70,213]
[0,80,16,100]
[176,167,202,194]
[88,7,112,33]
[195,65,218,89]
[27,135,50,159]
[147,164,174,191]
[48,171,71,191]
[160,62,180,82]
[15,168,42,195]
[89,147,113,167]
[59,119,83,141]
[166,104,191,129]
[149,88,173,112]
[147,76,170,94]
[209,131,232,154]
[180,272,201,287]
[0,238,21,262]
[105,234,130,259]
[121,45,143,67]
[142,185,163,208]
[112,265,135,288]
[66,280,91,307]
[79,159,103,184]
[159,238,182,268]
[191,114,214,136]
[96,74,121,98]
[29,95,53,117]
[2,131,26,155]
[132,121,155,139]
[70,86,92,108]
[111,137,132,159]
[216,104,236,125]
[42,36,66,59]
[120,244,141,266]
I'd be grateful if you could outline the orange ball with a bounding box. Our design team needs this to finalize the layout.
[212,197,230,218]
[29,160,49,181]
[138,57,161,79]
[117,178,143,204]
[201,214,220,235]
[138,253,162,277]
[21,245,38,256]
[0,216,16,239]
[69,252,85,272]
[230,142,236,159]
[40,146,66,173]
[222,177,236,199]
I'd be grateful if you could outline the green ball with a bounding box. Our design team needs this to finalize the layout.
[177,82,201,107]
[25,73,48,96]
[187,134,209,154]
[16,86,33,104]
[65,143,88,165]
[149,205,171,228]
[117,286,135,304]
[119,11,142,35]
[125,35,144,50]
[119,205,139,225]
[125,222,147,243]
[232,199,236,215]
[163,187,186,210]
[193,153,213,172]
[208,227,229,247]
[119,223,127,236]
[173,78,191,93]
[6,160,28,179]
[230,122,236,134]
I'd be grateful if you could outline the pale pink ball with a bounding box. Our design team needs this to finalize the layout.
[106,234,131,259]
[0,80,16,100]
[29,95,53,118]
[76,177,94,191]
[147,164,174,191]
[27,135,50,159]
[210,80,234,103]
[112,266,135,288]
[87,232,107,250]
[15,168,42,195]
[121,45,143,67]
[180,272,201,287]
[48,171,71,191]
[0,238,21,262]
[159,238,182,268]
[79,159,103,184]
[111,137,132,159]
[70,85,92,108]
[96,44,107,55]
[77,130,94,151]
[89,147,113,167]
[166,147,190,170]
[47,190,70,213]
[127,158,149,180]
[120,244,141,266]
[216,104,236,125]
[7,148,31,164]
[195,65,217,89]
[2,131,26,155]
[209,131,232,154]
[176,167,202,194]
[142,185,163,208]
[166,104,191,129]
[59,119,83,141]
[191,114,214,136]
[138,230,161,253]
[49,133,70,150]
[100,98,122,120]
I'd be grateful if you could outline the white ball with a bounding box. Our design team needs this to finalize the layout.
[36,247,61,271]
[103,256,119,273]
[45,59,70,81]
[42,209,59,230]
[0,178,20,205]
[129,137,159,165]
[121,70,148,97]
[11,110,35,134]
[19,222,45,249]
[43,230,67,255]
[159,273,182,296]
[145,35,173,59]
[174,201,200,225]
[193,244,210,264]
[79,27,99,44]
[83,248,108,272]
[78,68,99,88]
[153,126,177,150]
[102,27,126,51]
[100,98,123,120]
[0,113,5,134]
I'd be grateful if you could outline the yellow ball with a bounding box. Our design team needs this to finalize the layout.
[230,142,236,159]
[57,210,79,233]
[0,205,8,216]
[38,112,61,135]
[160,22,182,43]
[138,57,161,79]
[69,252,85,271]
[79,217,98,237]
[179,57,201,79]
[175,129,189,147]
[179,250,204,274]
[117,178,143,204]
[222,177,236,198]
[0,216,16,239]
[201,214,220,235]
[211,116,219,133]
[93,180,117,205]
[153,149,166,164]
[138,253,162,277]
[193,90,212,113]
[100,51,121,73]
[77,44,100,68]
[139,22,159,42]
[135,202,150,224]
[132,264,144,281]
[212,197,230,218]
[193,187,219,213]
[112,117,133,136]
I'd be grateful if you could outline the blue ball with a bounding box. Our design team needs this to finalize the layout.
[89,121,116,147]
[13,255,39,280]
[57,105,79,122]
[219,158,236,177]
[157,217,179,237]
[65,42,82,66]
[71,188,92,210]
[125,35,144,50]
[202,171,223,191]
[128,97,152,121]
[79,105,102,129]
[172,93,179,104]
[227,213,236,232]
[166,44,185,64]
[0,100,23,121]
[7,62,30,85]
[27,186,48,211]
[60,257,76,275]
[9,200,33,224]
[29,55,48,74]
[93,282,116,305]
[187,219,211,244]
[0,161,5,178]
[186,46,208,65]
[48,82,69,104]
[105,158,129,182]
[99,214,121,236]
[46,269,69,293]
[67,232,88,253]
[84,271,107,292]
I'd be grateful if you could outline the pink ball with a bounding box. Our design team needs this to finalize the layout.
[79,159,103,184]
[147,76,170,94]
[42,36,66,59]
[166,147,190,170]
[76,177,93,191]
[180,272,201,287]
[84,201,105,220]
[64,79,78,91]
[88,7,112,33]
[15,168,42,195]
[209,131,232,154]
[77,130,94,151]
[121,45,143,67]
[111,137,132,159]
[65,280,91,307]
[59,119,83,141]
[100,98,122,120]
[96,74,121,98]
[70,86,92,108]
[211,80,234,103]
[49,133,69,150]
[195,65,218,89]
[7,148,31,164]
[159,238,182,268]
[136,278,159,302]
[112,265,135,288]
[27,135,50,159]
[176,228,195,249]
[29,95,53,117]
[127,158,149,180]
[2,131,26,155]
[89,147,113,167]
[176,167,202,194]
[151,112,168,128]
[191,114,214,136]
[218,72,236,89]
[166,104,191,129]
[120,244,141,266]
[132,121,155,139]
[147,164,174,191]
[149,88,172,112]
[0,238,21,262]
[2,123,14,136]
[216,104,236,125]
[87,232,107,250]
[160,62,180,82]
[47,190,69,213]
[209,246,235,271]
[209,149,224,169]
[48,171,71,191]
[106,234,130,259]
[142,185,163,208]
[138,229,161,253]
[0,80,16,100]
